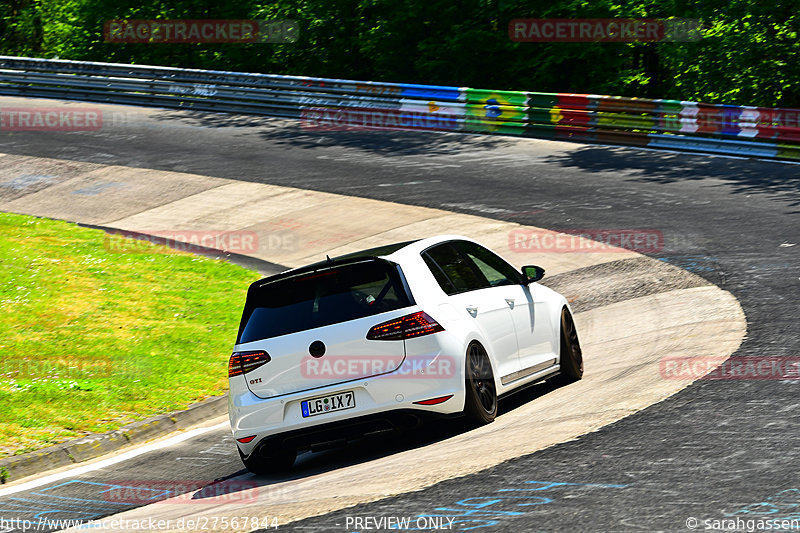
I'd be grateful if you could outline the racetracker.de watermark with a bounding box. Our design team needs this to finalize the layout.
[300,107,460,132]
[661,356,800,381]
[1,357,114,379]
[103,229,265,255]
[508,228,663,253]
[103,19,297,43]
[509,18,702,42]
[101,480,261,504]
[0,516,279,531]
[0,107,102,131]
[301,355,457,380]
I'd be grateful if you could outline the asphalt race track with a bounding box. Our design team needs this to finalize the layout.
[1,100,798,532]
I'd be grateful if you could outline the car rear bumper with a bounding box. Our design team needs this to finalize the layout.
[229,335,466,456]
[248,409,459,456]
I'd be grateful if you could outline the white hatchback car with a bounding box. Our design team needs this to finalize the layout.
[228,235,583,473]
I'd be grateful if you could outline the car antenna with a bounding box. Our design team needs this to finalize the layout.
[326,254,332,263]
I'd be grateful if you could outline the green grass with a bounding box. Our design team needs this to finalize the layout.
[0,213,261,458]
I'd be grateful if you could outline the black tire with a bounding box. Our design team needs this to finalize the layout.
[558,307,584,382]
[238,446,296,475]
[463,342,497,425]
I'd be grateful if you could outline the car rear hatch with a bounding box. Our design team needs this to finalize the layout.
[233,258,417,398]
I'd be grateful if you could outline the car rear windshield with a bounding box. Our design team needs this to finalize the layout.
[237,260,413,343]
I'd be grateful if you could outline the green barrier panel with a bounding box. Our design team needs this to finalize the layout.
[658,114,686,133]
[657,100,685,114]
[596,112,657,130]
[527,108,558,124]
[464,88,528,107]
[521,122,558,140]
[527,93,559,108]
[464,103,528,116]
[464,103,528,131]
[463,117,528,135]
[776,143,800,160]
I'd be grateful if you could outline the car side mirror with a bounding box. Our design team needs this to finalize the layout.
[522,265,545,283]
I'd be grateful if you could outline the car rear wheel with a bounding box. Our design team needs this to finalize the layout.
[239,446,296,475]
[559,307,584,382]
[464,342,497,425]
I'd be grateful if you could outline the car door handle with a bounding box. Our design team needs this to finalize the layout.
[505,298,515,309]
[465,306,478,317]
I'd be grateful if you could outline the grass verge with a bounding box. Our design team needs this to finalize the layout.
[0,213,261,458]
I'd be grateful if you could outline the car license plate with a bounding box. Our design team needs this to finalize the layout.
[301,391,355,418]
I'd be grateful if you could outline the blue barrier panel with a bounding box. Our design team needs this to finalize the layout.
[398,83,463,102]
[720,105,743,137]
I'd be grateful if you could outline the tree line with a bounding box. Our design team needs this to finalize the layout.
[1,0,797,107]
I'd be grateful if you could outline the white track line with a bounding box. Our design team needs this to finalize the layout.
[0,421,229,497]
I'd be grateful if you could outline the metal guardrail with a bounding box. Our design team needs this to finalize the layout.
[0,55,798,160]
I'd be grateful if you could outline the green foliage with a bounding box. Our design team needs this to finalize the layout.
[0,213,260,457]
[0,0,797,106]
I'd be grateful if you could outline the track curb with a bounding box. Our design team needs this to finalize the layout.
[0,394,227,484]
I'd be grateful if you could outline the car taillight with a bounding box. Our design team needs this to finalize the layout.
[228,350,271,377]
[366,311,444,341]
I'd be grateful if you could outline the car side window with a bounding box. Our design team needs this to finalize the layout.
[423,244,485,295]
[453,241,522,287]
[422,253,456,294]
